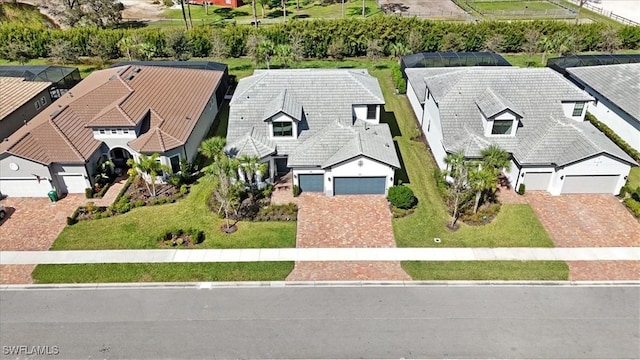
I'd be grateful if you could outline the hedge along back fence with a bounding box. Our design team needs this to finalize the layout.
[1,18,639,61]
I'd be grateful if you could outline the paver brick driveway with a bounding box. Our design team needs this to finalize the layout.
[286,194,410,281]
[0,195,86,284]
[526,193,640,248]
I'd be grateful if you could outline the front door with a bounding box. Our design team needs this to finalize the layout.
[110,148,132,168]
[275,157,290,175]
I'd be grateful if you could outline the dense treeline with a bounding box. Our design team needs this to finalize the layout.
[1,17,639,63]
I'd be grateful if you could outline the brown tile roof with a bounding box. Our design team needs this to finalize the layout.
[0,65,224,164]
[0,77,51,120]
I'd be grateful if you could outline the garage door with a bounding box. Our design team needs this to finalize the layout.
[0,178,52,197]
[334,177,386,195]
[58,174,88,194]
[299,174,324,193]
[524,172,552,191]
[561,175,619,194]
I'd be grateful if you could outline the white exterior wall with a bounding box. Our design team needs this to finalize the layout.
[0,155,53,197]
[268,113,299,140]
[406,84,424,126]
[550,154,630,195]
[561,101,590,122]
[184,93,219,161]
[94,130,139,160]
[504,159,521,188]
[422,94,447,170]
[352,105,380,124]
[587,98,640,152]
[323,156,395,196]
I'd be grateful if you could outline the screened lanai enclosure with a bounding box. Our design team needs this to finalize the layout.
[400,52,511,72]
[0,65,81,99]
[547,54,640,75]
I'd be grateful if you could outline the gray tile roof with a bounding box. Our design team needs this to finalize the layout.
[262,89,303,121]
[406,67,636,166]
[227,69,393,166]
[288,119,400,168]
[475,88,523,118]
[567,63,640,121]
[225,127,276,159]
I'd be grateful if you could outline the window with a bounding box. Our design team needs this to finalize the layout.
[99,129,106,135]
[491,120,513,135]
[273,121,293,137]
[35,101,40,110]
[41,96,47,105]
[572,102,585,117]
[123,129,129,134]
[366,105,377,120]
[170,155,181,173]
[111,129,117,134]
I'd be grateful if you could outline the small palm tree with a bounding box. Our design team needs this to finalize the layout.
[238,155,268,199]
[127,153,171,197]
[443,152,472,228]
[469,166,497,214]
[198,137,227,164]
[480,145,511,176]
[206,156,241,232]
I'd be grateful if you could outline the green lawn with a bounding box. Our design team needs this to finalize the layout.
[627,167,640,189]
[472,1,562,12]
[164,0,380,23]
[0,2,52,27]
[32,262,293,283]
[402,261,569,280]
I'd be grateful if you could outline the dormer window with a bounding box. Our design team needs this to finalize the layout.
[366,105,377,120]
[491,120,513,135]
[273,121,293,137]
[572,102,585,117]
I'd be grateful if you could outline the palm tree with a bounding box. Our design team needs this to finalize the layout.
[480,145,511,176]
[469,166,497,214]
[538,35,555,66]
[258,39,276,69]
[238,155,268,199]
[127,153,171,197]
[389,42,410,61]
[206,156,241,232]
[275,44,293,68]
[443,152,472,228]
[179,0,188,30]
[251,0,258,28]
[198,137,226,164]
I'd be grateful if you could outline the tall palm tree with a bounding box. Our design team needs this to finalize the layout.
[206,156,241,231]
[127,153,171,197]
[198,137,227,163]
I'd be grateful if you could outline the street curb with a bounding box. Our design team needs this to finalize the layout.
[2,280,639,290]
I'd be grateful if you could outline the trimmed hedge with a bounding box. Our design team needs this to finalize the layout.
[387,185,417,209]
[586,113,640,162]
[1,19,639,62]
[623,198,640,218]
[391,64,407,94]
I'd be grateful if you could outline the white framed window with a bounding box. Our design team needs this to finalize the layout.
[366,105,377,120]
[41,96,47,105]
[111,129,117,134]
[572,102,585,117]
[99,129,106,135]
[491,120,513,135]
[273,121,293,137]
[35,101,40,110]
[123,129,129,134]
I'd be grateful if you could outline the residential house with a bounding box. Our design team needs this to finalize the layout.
[405,67,636,195]
[0,77,52,140]
[226,69,400,196]
[565,63,640,152]
[0,63,228,197]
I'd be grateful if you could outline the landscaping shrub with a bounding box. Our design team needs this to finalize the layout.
[255,203,298,221]
[93,182,111,198]
[180,184,189,195]
[586,113,640,162]
[632,186,640,202]
[619,185,629,198]
[461,203,501,225]
[159,228,206,247]
[391,64,407,94]
[292,184,300,197]
[85,187,94,199]
[387,185,416,209]
[517,183,526,195]
[623,198,640,218]
[433,169,447,197]
[168,174,181,187]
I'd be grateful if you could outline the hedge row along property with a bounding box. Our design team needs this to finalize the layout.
[1,18,639,62]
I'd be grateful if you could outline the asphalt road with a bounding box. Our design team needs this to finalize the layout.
[1,285,638,359]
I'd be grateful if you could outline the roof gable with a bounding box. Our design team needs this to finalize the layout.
[475,88,523,118]
[262,89,303,121]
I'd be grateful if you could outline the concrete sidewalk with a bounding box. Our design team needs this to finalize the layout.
[1,247,639,265]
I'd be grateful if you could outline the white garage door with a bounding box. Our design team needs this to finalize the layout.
[0,178,52,197]
[58,174,88,194]
[524,172,552,191]
[561,175,619,194]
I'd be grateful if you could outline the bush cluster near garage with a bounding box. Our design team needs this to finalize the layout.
[1,18,639,62]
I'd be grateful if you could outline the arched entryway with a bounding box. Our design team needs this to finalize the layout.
[109,147,133,174]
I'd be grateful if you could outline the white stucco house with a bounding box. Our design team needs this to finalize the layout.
[0,63,228,197]
[225,69,400,196]
[405,67,637,195]
[566,63,640,152]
